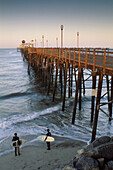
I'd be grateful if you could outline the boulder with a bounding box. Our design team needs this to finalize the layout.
[62,136,113,170]
[87,142,113,160]
[107,161,113,170]
[74,156,99,170]
[97,158,104,169]
[62,166,76,170]
[86,136,111,151]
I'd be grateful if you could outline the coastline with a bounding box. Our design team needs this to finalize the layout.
[0,139,87,170]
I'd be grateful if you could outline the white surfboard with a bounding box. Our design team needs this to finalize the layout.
[38,135,55,142]
[11,139,27,147]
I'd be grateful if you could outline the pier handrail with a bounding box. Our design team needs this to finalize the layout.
[25,47,113,76]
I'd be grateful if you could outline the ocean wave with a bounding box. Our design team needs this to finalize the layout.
[9,50,17,54]
[0,132,12,144]
[0,105,60,129]
[0,149,13,157]
[8,49,21,57]
[0,92,33,100]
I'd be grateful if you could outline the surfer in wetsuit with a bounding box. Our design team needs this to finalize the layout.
[12,133,20,156]
[44,129,51,150]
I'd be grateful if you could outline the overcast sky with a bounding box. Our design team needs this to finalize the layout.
[0,0,113,48]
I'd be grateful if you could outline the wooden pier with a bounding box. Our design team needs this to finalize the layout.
[19,47,113,142]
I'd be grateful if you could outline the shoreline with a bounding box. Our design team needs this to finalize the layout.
[0,139,87,170]
[0,134,88,156]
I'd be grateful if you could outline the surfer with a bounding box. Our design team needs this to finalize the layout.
[44,129,51,150]
[12,133,20,156]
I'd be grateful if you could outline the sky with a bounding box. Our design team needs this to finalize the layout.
[0,0,113,48]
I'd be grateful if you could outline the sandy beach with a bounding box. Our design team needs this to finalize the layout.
[0,139,86,170]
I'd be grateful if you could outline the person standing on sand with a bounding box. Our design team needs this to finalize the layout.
[12,133,20,156]
[44,129,51,150]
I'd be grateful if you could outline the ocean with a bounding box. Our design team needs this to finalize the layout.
[0,48,113,156]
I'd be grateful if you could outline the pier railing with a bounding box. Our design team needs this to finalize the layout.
[26,47,113,76]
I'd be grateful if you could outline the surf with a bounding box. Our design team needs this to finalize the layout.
[0,105,61,129]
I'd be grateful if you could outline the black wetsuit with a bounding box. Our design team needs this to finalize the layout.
[46,132,51,150]
[12,136,20,156]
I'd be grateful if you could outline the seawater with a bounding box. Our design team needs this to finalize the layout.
[0,48,113,156]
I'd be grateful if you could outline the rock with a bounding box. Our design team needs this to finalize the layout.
[97,158,104,169]
[104,164,109,170]
[73,157,79,168]
[65,136,113,170]
[77,148,85,155]
[110,136,113,142]
[92,136,111,148]
[87,142,113,160]
[86,136,111,151]
[107,161,113,170]
[62,165,76,170]
[55,165,65,170]
[74,156,99,170]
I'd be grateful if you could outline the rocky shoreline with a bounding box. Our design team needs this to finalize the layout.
[61,136,113,170]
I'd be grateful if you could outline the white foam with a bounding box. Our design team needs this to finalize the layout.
[0,105,60,129]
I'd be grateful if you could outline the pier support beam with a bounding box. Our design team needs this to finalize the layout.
[72,67,82,124]
[106,75,112,121]
[47,66,52,95]
[91,72,97,122]
[28,53,31,75]
[68,63,71,98]
[82,69,85,96]
[106,75,110,113]
[91,73,103,142]
[60,63,63,97]
[51,58,54,85]
[45,56,49,86]
[71,63,73,97]
[62,62,67,111]
[109,76,113,121]
[79,68,82,110]
[52,60,59,102]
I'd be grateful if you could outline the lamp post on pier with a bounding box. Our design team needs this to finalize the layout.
[42,35,44,48]
[56,37,58,48]
[77,32,79,48]
[46,40,48,48]
[61,25,64,48]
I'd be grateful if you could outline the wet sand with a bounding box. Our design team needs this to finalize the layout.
[0,139,86,170]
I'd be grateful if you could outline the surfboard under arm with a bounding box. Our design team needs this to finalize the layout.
[11,139,27,147]
[38,135,55,142]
